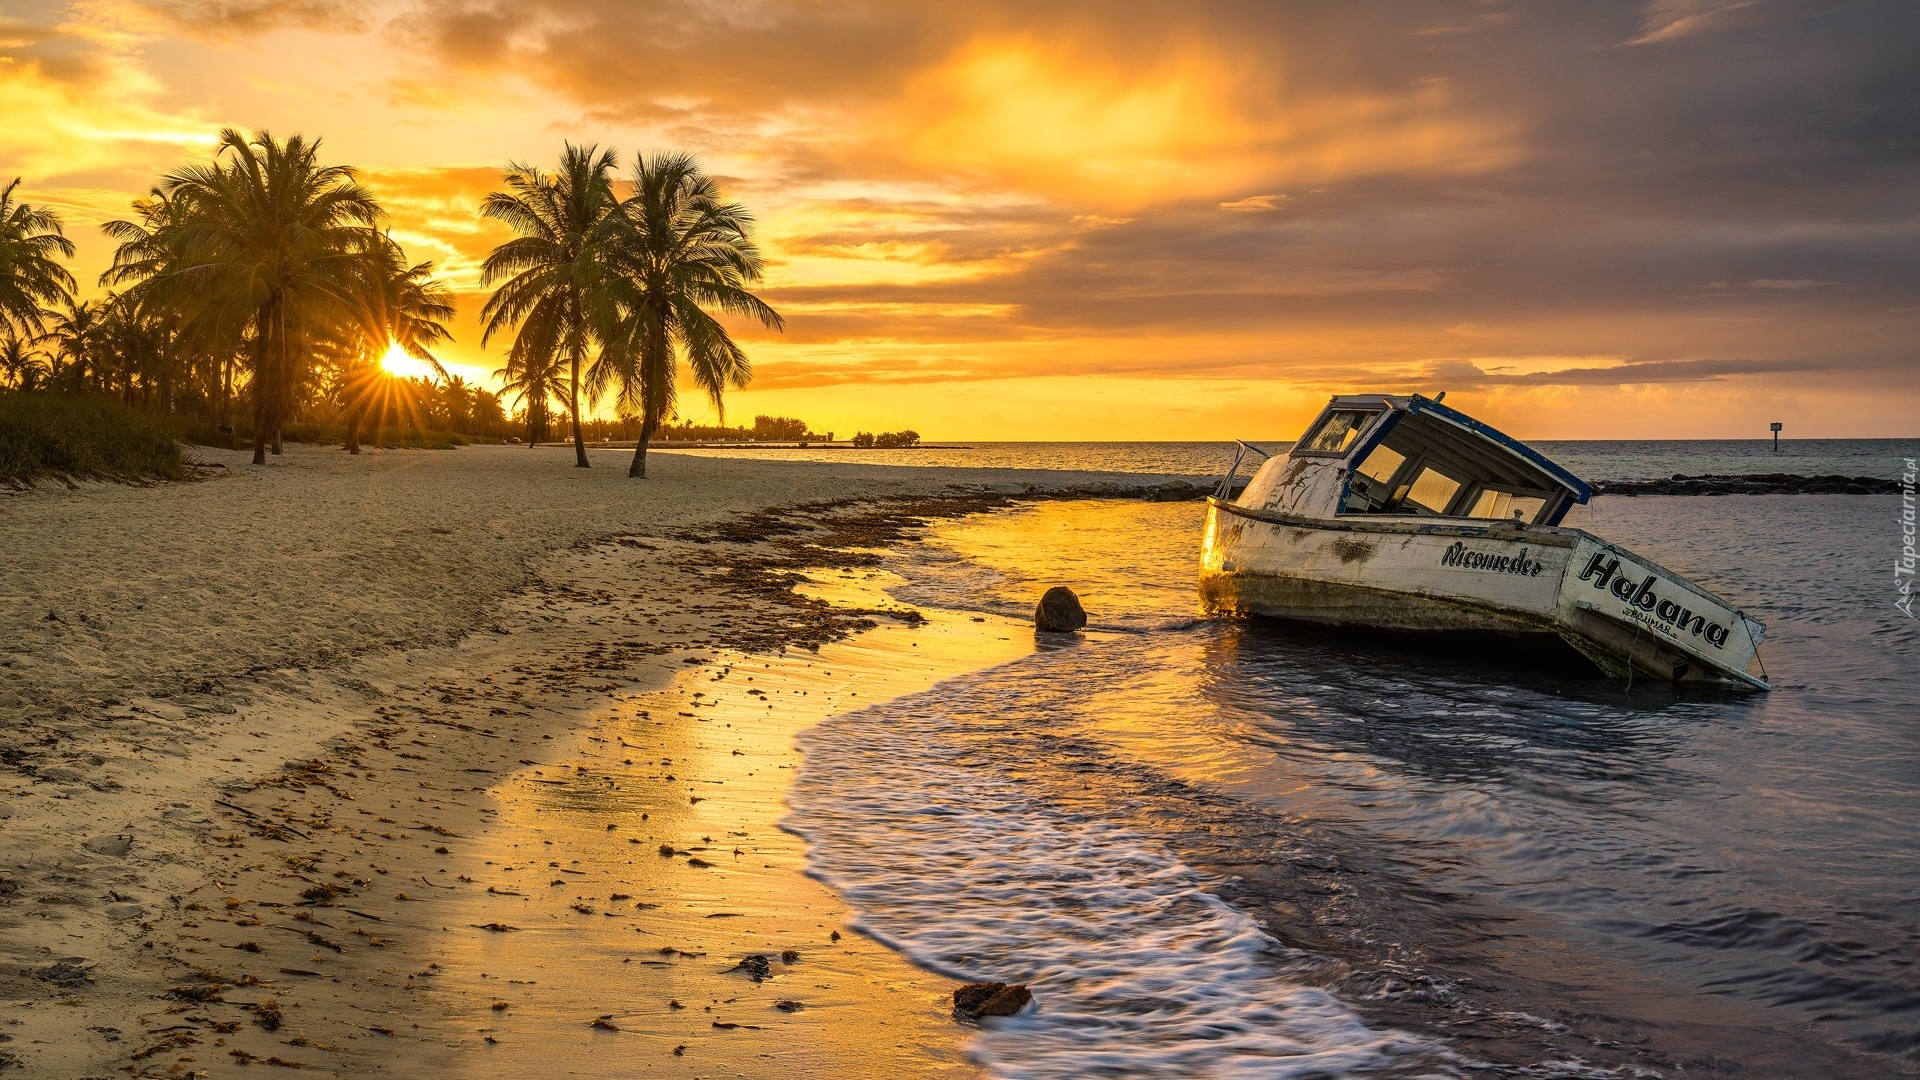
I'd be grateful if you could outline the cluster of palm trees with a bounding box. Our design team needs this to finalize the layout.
[2,133,468,463]
[0,178,78,393]
[0,130,781,476]
[481,144,782,477]
[1,288,180,399]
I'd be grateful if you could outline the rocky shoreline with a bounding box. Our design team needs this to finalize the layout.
[1590,473,1898,496]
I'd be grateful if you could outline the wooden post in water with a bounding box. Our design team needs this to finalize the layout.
[1771,421,1783,451]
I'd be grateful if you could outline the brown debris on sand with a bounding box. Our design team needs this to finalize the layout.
[728,953,774,982]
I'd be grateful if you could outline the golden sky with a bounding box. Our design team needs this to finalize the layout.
[4,0,1916,439]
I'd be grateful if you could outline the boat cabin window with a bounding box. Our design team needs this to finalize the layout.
[1337,407,1575,525]
[1355,444,1404,484]
[1403,467,1462,514]
[1467,489,1547,522]
[1298,409,1375,454]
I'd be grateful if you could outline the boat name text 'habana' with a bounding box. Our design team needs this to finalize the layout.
[1439,542,1547,577]
[1579,552,1732,648]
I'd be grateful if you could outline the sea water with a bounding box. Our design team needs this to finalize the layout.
[669,437,1916,483]
[784,444,1920,1078]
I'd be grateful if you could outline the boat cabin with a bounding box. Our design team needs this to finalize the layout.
[1241,394,1592,526]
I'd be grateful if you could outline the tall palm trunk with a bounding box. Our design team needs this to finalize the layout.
[251,391,269,463]
[568,332,589,468]
[254,297,294,464]
[629,306,670,479]
[219,351,234,446]
[251,307,274,464]
[630,414,656,478]
[270,308,290,456]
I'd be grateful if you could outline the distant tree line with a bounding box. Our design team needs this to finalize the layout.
[560,414,824,443]
[851,430,921,448]
[0,131,785,476]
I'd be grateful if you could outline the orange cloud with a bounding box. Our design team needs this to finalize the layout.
[0,15,218,183]
[890,35,1516,208]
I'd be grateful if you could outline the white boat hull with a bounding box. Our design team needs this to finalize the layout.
[1200,499,1768,688]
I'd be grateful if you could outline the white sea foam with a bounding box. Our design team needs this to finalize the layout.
[785,665,1441,1079]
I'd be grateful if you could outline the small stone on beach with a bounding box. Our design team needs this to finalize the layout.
[82,834,134,858]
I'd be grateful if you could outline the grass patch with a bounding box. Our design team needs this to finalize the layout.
[0,394,189,487]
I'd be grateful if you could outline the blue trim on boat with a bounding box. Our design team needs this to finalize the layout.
[1335,410,1401,511]
[1407,395,1594,503]
[1345,409,1400,466]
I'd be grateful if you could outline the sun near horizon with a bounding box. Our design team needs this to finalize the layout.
[379,342,438,382]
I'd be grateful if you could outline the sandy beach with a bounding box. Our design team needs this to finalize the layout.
[0,444,1145,1079]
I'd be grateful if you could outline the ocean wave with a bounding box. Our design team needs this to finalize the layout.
[784,663,1439,1079]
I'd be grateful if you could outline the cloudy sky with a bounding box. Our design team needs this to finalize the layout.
[4,0,1915,438]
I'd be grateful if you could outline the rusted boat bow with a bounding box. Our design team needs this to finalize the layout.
[1201,394,1769,689]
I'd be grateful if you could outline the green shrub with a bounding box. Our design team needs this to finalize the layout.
[279,420,328,444]
[0,394,188,486]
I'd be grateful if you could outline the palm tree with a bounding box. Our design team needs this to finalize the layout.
[436,374,474,431]
[102,189,204,417]
[41,297,100,393]
[0,179,76,341]
[337,243,454,453]
[493,331,563,447]
[0,332,49,390]
[479,144,622,468]
[117,129,384,464]
[595,152,783,478]
[470,386,507,436]
[108,190,255,437]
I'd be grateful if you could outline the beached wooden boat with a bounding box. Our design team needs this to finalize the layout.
[1201,394,1769,689]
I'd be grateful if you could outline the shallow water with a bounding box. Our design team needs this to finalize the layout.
[788,492,1920,1077]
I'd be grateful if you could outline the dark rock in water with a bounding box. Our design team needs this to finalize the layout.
[953,981,1032,1020]
[1034,587,1087,632]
